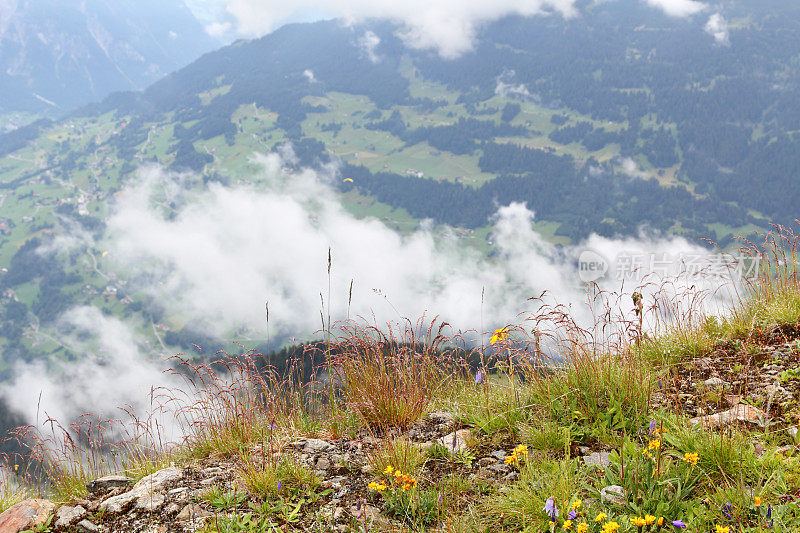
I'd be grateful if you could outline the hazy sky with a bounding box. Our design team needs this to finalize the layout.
[185,0,713,57]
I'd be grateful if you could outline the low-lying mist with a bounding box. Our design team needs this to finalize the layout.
[0,150,734,433]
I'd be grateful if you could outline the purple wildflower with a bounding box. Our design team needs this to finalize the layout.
[268,421,277,431]
[649,420,657,434]
[568,509,578,520]
[672,520,687,529]
[767,505,772,519]
[276,481,282,492]
[723,503,734,519]
[475,370,483,384]
[543,498,559,521]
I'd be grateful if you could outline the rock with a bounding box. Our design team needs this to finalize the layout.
[788,427,798,439]
[297,438,334,454]
[437,429,472,454]
[75,519,99,532]
[333,506,345,521]
[54,505,86,528]
[360,464,374,474]
[600,485,625,505]
[321,476,348,490]
[0,499,56,533]
[350,503,381,521]
[490,450,507,461]
[132,466,183,491]
[704,377,727,388]
[505,472,519,481]
[477,457,495,468]
[488,463,510,474]
[176,504,212,522]
[427,411,455,426]
[135,493,166,512]
[86,475,133,493]
[316,457,332,471]
[415,441,435,451]
[199,476,217,486]
[690,404,767,428]
[582,452,611,468]
[100,466,183,514]
[99,491,139,514]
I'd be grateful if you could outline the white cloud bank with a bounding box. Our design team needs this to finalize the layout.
[705,13,729,45]
[1,150,736,429]
[643,0,706,18]
[214,0,579,58]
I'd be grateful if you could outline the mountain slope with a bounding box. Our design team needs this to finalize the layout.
[0,0,219,114]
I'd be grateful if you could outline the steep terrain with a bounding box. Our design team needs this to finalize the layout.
[0,0,219,115]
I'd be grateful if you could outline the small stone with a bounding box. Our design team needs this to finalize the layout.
[199,476,218,486]
[582,452,611,468]
[360,464,374,474]
[132,466,183,491]
[333,506,345,521]
[321,476,348,489]
[704,377,727,388]
[86,475,133,493]
[787,427,798,439]
[135,493,166,512]
[505,472,519,481]
[164,503,182,516]
[477,457,495,467]
[490,450,507,460]
[54,505,86,528]
[177,503,212,521]
[302,438,335,454]
[99,491,138,514]
[0,499,56,532]
[436,429,472,454]
[427,411,455,426]
[168,487,189,495]
[316,457,332,471]
[75,519,99,532]
[600,485,625,505]
[488,463,510,474]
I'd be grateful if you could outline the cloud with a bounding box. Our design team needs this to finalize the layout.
[358,30,381,63]
[1,149,738,430]
[215,0,579,58]
[704,13,729,45]
[643,0,706,18]
[494,69,533,99]
[0,307,183,436]
[303,69,316,82]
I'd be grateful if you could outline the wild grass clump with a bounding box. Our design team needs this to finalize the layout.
[731,223,800,335]
[167,353,302,458]
[368,436,426,480]
[329,318,464,428]
[2,409,169,503]
[237,453,319,499]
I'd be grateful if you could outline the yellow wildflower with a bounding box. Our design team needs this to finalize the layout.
[601,522,620,533]
[515,444,529,455]
[505,454,516,464]
[368,481,386,492]
[490,327,509,344]
[630,516,647,527]
[684,452,699,466]
[383,466,394,474]
[576,523,589,533]
[595,513,608,523]
[716,526,730,533]
[563,520,573,530]
[571,500,582,510]
[402,483,411,491]
[657,517,665,527]
[648,439,661,450]
[754,496,762,506]
[644,515,656,525]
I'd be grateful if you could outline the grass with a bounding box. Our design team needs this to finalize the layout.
[6,226,800,530]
